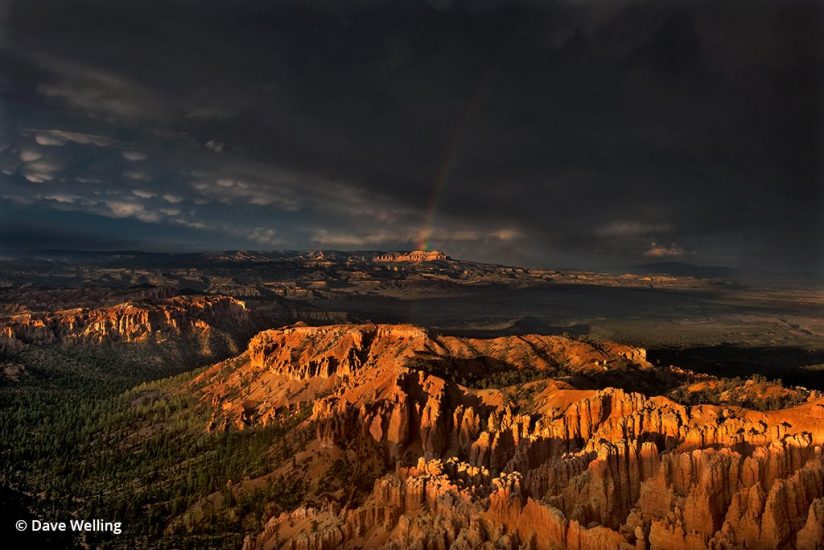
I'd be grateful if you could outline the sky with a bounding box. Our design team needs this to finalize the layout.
[0,0,821,270]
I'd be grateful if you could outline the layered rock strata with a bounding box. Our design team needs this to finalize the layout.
[194,324,822,550]
[0,295,253,350]
[373,251,449,263]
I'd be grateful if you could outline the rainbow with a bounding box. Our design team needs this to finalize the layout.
[416,46,508,251]
[417,116,464,251]
[416,94,484,251]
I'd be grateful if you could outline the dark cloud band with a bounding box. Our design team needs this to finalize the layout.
[0,0,820,271]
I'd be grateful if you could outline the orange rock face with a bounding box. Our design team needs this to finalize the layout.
[195,324,823,550]
[373,250,449,262]
[0,295,253,350]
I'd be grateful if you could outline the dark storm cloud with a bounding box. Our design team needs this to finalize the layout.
[0,0,821,270]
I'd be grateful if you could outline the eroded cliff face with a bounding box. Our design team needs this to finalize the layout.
[373,250,449,262]
[190,324,823,550]
[0,295,255,352]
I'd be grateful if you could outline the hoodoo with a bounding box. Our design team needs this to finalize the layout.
[188,324,824,550]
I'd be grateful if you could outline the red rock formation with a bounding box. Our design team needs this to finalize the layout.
[373,250,449,262]
[0,295,253,350]
[197,324,823,550]
[797,497,824,550]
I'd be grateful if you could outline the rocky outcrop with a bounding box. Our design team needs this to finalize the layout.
[202,324,824,550]
[797,497,824,550]
[0,295,253,350]
[238,322,665,393]
[247,324,430,381]
[201,323,678,439]
[373,250,449,262]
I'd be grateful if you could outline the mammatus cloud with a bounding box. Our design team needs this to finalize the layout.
[102,200,162,223]
[190,178,299,210]
[205,140,225,153]
[644,242,691,259]
[490,229,520,241]
[19,149,42,162]
[4,116,428,254]
[247,227,280,247]
[32,134,65,146]
[0,0,818,270]
[27,129,123,148]
[30,193,165,224]
[32,56,169,121]
[22,158,62,183]
[124,170,150,181]
[122,151,148,161]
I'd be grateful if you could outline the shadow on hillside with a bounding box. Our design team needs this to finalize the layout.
[435,320,592,339]
[408,352,683,397]
[648,345,824,391]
